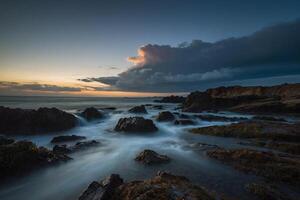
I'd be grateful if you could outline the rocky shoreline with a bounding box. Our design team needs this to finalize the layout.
[1,83,300,200]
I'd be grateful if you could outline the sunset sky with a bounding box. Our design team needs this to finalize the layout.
[1,0,300,96]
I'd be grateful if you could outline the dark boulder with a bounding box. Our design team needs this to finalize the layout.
[0,106,77,134]
[0,141,70,179]
[78,174,123,200]
[174,119,195,125]
[114,117,158,133]
[135,149,170,165]
[156,111,175,122]
[51,135,86,143]
[128,105,147,114]
[81,107,103,121]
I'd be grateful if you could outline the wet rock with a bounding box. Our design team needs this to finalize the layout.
[174,119,195,125]
[0,135,14,145]
[196,114,247,122]
[239,140,300,155]
[114,171,216,200]
[0,141,71,179]
[152,105,163,110]
[72,140,100,150]
[81,107,103,121]
[207,149,300,185]
[245,182,292,200]
[50,135,86,143]
[156,111,175,122]
[79,174,123,200]
[135,149,170,165]
[53,140,100,154]
[53,144,72,154]
[115,117,158,133]
[154,95,186,103]
[186,143,220,152]
[190,121,300,142]
[0,106,77,134]
[128,105,147,114]
[252,115,287,122]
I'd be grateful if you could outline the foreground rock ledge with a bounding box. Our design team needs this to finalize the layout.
[79,172,215,200]
[114,117,158,133]
[135,149,170,165]
[0,106,77,134]
[207,148,300,185]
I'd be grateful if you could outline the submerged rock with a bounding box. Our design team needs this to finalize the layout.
[128,105,147,114]
[174,119,195,125]
[0,141,70,179]
[156,111,175,122]
[80,172,215,200]
[152,105,163,110]
[135,149,170,165]
[207,148,300,185]
[51,135,86,143]
[0,106,77,134]
[53,144,72,154]
[81,107,103,121]
[114,117,158,133]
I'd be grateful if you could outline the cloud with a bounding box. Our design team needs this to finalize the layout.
[79,20,300,92]
[0,82,81,92]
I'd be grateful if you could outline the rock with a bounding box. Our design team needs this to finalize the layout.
[114,117,158,133]
[245,182,292,200]
[53,140,100,154]
[185,143,220,152]
[239,140,300,155]
[78,174,123,200]
[72,140,100,150]
[51,135,86,143]
[114,171,216,200]
[128,105,147,114]
[152,105,163,110]
[154,95,186,103]
[156,111,175,122]
[53,144,72,154]
[174,119,195,125]
[207,149,300,185]
[0,135,14,145]
[196,114,247,122]
[190,121,300,142]
[182,83,300,114]
[0,107,77,134]
[0,140,71,179]
[135,149,170,165]
[81,107,103,121]
[252,115,287,122]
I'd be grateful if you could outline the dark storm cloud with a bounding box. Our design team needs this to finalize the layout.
[0,82,81,92]
[79,20,300,92]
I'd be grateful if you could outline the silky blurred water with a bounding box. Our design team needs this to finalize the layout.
[0,96,275,200]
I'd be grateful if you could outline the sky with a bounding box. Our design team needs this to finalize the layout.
[1,0,300,96]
